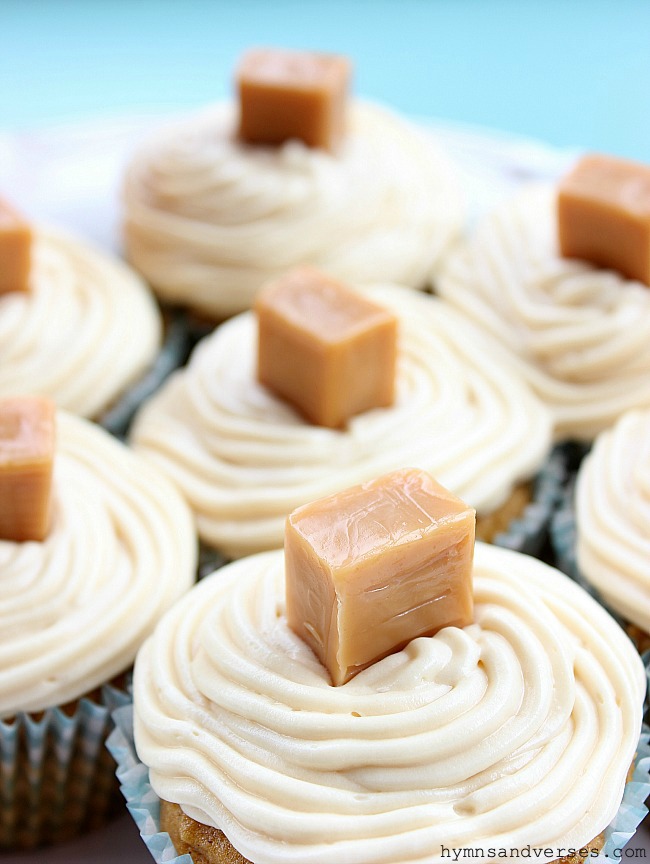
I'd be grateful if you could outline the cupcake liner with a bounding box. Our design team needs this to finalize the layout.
[0,682,131,849]
[494,442,569,558]
[108,700,650,864]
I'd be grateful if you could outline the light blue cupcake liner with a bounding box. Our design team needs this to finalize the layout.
[0,682,131,849]
[494,442,569,557]
[108,700,650,864]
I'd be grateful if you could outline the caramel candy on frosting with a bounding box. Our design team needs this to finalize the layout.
[558,153,650,286]
[255,266,397,429]
[0,198,32,295]
[0,396,56,542]
[285,468,475,685]
[236,47,351,152]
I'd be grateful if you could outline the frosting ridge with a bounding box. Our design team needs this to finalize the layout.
[435,184,650,441]
[0,411,196,717]
[124,101,464,317]
[576,408,650,632]
[131,287,552,558]
[0,228,161,418]
[134,543,644,864]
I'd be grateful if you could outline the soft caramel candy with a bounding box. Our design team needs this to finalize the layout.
[0,198,32,296]
[285,468,475,685]
[0,396,56,542]
[558,154,650,286]
[236,48,351,152]
[255,266,397,429]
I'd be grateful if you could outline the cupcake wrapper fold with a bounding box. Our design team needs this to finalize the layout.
[1,683,131,849]
[108,701,650,864]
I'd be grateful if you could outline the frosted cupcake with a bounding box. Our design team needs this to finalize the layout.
[130,271,552,559]
[128,470,646,864]
[435,154,650,442]
[0,396,197,848]
[566,409,650,646]
[0,198,162,419]
[123,48,464,319]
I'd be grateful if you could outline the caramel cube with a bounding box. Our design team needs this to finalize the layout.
[558,153,650,286]
[0,396,56,542]
[255,266,397,429]
[0,199,32,295]
[236,48,351,152]
[285,468,475,685]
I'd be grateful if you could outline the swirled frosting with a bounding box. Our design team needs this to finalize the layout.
[0,227,161,418]
[576,409,650,632]
[134,543,644,864]
[435,183,650,442]
[0,411,197,718]
[130,286,552,558]
[123,101,464,318]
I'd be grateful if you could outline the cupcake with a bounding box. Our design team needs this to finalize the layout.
[0,396,197,848]
[0,198,162,419]
[130,274,552,559]
[556,408,650,647]
[123,469,646,864]
[435,154,650,442]
[123,48,464,319]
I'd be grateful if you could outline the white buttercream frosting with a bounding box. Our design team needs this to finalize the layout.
[0,227,161,418]
[0,411,197,718]
[123,101,464,318]
[131,286,552,558]
[134,542,644,864]
[435,183,650,442]
[576,408,650,632]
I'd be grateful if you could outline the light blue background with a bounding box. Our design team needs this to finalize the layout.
[2,0,649,159]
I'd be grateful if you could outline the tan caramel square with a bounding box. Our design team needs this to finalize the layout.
[558,154,650,286]
[285,468,475,685]
[0,396,56,542]
[236,48,351,152]
[0,199,32,296]
[255,266,397,429]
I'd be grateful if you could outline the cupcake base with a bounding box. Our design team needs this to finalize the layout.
[475,481,531,543]
[160,800,605,864]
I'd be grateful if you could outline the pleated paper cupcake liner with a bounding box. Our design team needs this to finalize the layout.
[108,700,650,864]
[0,682,131,850]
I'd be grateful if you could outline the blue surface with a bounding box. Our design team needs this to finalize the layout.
[2,0,649,159]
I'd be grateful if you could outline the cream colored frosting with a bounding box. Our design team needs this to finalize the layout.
[576,408,650,632]
[435,183,650,442]
[130,286,552,559]
[123,101,464,318]
[0,227,161,418]
[134,542,644,864]
[0,411,197,718]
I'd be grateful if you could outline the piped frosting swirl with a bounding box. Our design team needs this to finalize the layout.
[576,408,650,632]
[134,543,644,864]
[123,101,464,318]
[435,183,650,441]
[0,411,196,718]
[0,227,161,418]
[131,287,551,558]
